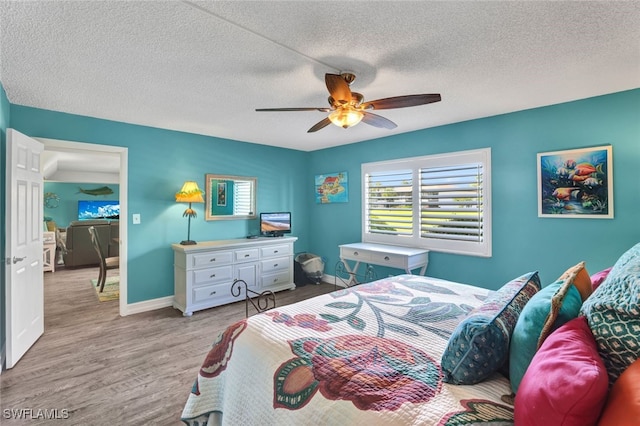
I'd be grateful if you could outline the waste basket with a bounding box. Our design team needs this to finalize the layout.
[294,253,325,284]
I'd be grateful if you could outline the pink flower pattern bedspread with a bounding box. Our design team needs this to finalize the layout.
[181,275,514,425]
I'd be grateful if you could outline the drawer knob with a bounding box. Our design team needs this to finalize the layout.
[354,251,359,256]
[245,254,250,258]
[384,256,390,261]
[273,263,278,267]
[210,274,216,278]
[273,278,279,283]
[210,291,216,295]
[210,258,216,262]
[274,250,279,253]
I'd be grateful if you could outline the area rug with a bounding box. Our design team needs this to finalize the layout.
[90,276,119,302]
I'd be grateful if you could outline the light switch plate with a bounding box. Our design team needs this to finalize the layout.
[132,213,141,224]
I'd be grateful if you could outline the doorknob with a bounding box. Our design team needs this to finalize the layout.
[13,256,26,264]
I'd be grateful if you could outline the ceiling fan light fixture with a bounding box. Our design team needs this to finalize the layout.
[328,107,364,129]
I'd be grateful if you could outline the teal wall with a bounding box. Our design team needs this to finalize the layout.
[43,182,120,227]
[1,82,9,363]
[8,106,311,304]
[3,85,639,308]
[309,89,640,289]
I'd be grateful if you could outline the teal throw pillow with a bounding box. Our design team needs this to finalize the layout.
[581,242,640,386]
[509,281,582,394]
[441,271,541,385]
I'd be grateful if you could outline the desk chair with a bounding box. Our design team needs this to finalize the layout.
[88,226,119,292]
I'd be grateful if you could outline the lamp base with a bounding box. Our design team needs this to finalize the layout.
[180,240,197,245]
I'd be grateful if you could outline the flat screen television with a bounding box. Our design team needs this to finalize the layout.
[260,212,291,237]
[78,200,120,220]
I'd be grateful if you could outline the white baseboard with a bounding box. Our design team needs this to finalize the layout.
[323,273,348,288]
[122,296,174,316]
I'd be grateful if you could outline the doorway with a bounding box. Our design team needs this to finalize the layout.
[37,138,128,316]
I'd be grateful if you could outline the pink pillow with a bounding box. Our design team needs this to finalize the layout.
[590,267,612,291]
[514,316,608,426]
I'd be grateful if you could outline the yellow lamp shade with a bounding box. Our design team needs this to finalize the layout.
[176,181,204,203]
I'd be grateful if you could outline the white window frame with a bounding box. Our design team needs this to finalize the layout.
[362,148,492,257]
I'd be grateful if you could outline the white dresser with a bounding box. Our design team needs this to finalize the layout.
[172,237,297,316]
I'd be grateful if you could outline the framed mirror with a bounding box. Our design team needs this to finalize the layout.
[205,174,257,220]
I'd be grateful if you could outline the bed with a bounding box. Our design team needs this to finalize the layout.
[181,274,516,425]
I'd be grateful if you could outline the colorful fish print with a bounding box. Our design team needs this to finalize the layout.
[552,187,580,200]
[573,162,603,176]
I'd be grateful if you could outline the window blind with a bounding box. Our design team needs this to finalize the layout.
[420,163,484,242]
[365,169,413,236]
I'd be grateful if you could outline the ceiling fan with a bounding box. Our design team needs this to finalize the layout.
[256,72,441,133]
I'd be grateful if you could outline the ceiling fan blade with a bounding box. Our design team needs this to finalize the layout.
[307,117,332,133]
[362,94,441,110]
[361,111,397,129]
[256,107,331,112]
[325,73,352,105]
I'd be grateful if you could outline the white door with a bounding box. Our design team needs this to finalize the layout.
[5,129,44,369]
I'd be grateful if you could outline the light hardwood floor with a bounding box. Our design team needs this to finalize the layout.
[0,266,335,425]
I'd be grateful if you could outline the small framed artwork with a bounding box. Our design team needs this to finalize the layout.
[537,145,613,218]
[217,182,227,206]
[315,171,348,203]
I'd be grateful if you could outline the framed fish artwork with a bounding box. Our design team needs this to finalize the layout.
[537,145,613,218]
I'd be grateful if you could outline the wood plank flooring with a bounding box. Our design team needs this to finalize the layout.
[0,267,335,425]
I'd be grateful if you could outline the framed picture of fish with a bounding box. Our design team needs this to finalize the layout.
[537,145,613,218]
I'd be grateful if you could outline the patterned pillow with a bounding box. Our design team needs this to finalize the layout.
[514,316,608,426]
[509,281,583,394]
[580,242,640,385]
[441,271,540,385]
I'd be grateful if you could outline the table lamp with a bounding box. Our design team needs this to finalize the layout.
[176,181,204,245]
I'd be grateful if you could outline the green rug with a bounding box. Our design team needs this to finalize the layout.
[90,276,119,302]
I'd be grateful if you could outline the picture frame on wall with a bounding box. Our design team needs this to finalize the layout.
[217,182,227,207]
[537,145,613,218]
[315,171,348,204]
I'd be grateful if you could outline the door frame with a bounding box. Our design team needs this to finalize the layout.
[37,138,128,316]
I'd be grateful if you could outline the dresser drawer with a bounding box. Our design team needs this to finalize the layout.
[261,270,291,288]
[260,256,290,273]
[260,244,291,258]
[191,251,233,268]
[192,283,228,304]
[340,247,372,261]
[234,248,259,263]
[192,265,233,285]
[369,252,404,268]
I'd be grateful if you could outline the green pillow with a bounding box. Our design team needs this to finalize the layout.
[509,281,582,394]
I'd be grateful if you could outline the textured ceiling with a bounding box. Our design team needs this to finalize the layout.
[1,1,639,153]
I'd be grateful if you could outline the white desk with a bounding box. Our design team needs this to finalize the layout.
[339,242,429,286]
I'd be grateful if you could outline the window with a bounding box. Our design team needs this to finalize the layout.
[362,148,491,257]
[233,181,253,216]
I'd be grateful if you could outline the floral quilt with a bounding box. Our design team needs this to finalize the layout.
[181,275,515,425]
